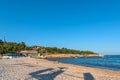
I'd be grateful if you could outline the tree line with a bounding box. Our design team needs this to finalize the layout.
[0,39,97,55]
[0,40,26,55]
[41,47,97,55]
[37,47,97,55]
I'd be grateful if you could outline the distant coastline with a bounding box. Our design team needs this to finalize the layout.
[34,53,103,59]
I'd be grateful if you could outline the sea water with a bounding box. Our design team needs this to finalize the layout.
[50,55,120,71]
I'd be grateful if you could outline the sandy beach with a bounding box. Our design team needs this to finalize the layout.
[0,57,120,80]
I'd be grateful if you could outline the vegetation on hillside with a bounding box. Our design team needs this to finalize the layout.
[0,40,26,55]
[0,40,97,55]
[43,47,97,55]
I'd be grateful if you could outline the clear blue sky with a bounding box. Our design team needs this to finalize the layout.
[0,0,120,54]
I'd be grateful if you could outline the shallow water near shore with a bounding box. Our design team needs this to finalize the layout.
[48,55,120,71]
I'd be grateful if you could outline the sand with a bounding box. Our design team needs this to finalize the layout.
[0,57,120,80]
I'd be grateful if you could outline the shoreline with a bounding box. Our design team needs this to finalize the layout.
[46,58,120,72]
[39,58,120,80]
[0,57,120,80]
[44,58,120,73]
[35,58,120,77]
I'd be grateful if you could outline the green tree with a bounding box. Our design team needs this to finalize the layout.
[0,40,4,55]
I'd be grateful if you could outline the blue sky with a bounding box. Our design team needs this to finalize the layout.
[0,0,120,54]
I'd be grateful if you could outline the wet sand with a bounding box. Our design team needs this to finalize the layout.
[0,57,120,80]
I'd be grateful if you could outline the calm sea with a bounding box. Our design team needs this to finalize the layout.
[49,55,120,71]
